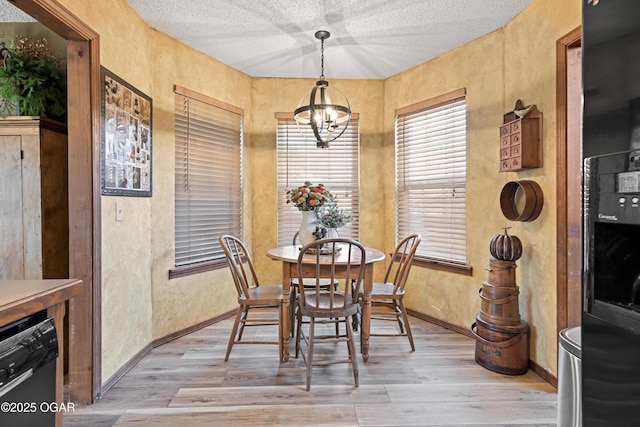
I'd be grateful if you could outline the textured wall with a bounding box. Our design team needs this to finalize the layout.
[56,0,157,383]
[383,0,581,376]
[56,0,250,382]
[49,0,579,384]
[383,30,506,335]
[249,77,387,286]
[145,31,251,343]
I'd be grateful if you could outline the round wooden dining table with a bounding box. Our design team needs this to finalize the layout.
[266,244,385,363]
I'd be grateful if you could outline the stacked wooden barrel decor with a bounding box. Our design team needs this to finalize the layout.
[471,228,530,375]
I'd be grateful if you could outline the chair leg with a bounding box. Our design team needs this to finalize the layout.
[306,318,315,391]
[393,301,405,333]
[345,316,359,387]
[290,285,297,337]
[237,306,249,341]
[398,299,415,351]
[342,319,351,357]
[278,301,284,363]
[351,283,359,332]
[352,304,360,332]
[295,303,303,358]
[225,305,244,361]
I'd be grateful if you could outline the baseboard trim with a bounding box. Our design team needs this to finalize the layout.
[529,359,558,388]
[152,310,235,348]
[407,308,475,338]
[98,310,235,397]
[407,309,558,388]
[99,342,153,398]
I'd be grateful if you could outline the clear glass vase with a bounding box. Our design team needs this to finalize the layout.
[326,228,339,239]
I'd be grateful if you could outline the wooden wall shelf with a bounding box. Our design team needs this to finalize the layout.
[499,101,542,172]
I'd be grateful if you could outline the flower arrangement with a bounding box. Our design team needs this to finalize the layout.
[286,181,333,211]
[318,203,354,229]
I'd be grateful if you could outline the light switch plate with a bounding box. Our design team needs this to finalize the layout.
[116,201,124,221]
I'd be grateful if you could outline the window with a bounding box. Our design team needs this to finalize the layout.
[172,86,243,278]
[395,89,469,273]
[276,114,360,246]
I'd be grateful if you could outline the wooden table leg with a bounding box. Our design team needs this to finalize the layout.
[361,264,373,362]
[280,262,291,363]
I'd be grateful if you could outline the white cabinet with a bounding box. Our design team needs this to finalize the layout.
[0,117,68,279]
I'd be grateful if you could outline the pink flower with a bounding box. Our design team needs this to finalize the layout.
[285,182,333,211]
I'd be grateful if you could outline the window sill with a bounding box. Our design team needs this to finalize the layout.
[412,256,473,276]
[169,259,228,279]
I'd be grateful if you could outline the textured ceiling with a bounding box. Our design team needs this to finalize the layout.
[1,0,532,80]
[0,1,30,22]
[125,0,531,79]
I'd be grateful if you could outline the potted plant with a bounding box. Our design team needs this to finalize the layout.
[0,36,66,121]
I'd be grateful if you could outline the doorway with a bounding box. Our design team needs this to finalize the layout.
[7,0,101,403]
[556,26,582,335]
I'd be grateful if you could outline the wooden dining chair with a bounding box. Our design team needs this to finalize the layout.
[358,233,421,351]
[219,235,284,361]
[295,238,365,391]
[289,231,338,336]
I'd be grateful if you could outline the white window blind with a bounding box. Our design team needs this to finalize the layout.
[174,87,243,270]
[276,114,360,246]
[395,89,467,264]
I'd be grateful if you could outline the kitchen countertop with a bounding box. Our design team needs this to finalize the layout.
[0,279,83,325]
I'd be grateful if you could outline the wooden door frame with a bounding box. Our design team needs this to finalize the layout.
[8,0,102,403]
[556,26,582,336]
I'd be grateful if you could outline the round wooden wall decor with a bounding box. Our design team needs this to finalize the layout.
[499,180,544,222]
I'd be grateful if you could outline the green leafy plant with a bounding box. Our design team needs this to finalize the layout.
[0,38,66,121]
[318,203,353,229]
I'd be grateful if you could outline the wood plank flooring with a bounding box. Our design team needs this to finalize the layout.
[64,313,558,426]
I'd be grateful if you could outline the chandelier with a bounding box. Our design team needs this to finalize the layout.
[294,30,351,148]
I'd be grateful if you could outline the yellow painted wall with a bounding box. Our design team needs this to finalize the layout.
[383,0,581,377]
[383,30,506,334]
[146,31,251,344]
[55,0,250,382]
[250,77,386,284]
[41,0,579,384]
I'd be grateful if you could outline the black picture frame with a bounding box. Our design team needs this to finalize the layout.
[101,66,152,196]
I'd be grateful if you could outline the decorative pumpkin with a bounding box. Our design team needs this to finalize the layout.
[489,227,523,261]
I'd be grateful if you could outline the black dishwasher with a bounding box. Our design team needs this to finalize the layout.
[0,311,58,427]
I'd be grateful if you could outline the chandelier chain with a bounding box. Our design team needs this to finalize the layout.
[320,37,325,80]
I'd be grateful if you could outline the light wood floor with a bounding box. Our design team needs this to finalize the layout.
[64,313,558,426]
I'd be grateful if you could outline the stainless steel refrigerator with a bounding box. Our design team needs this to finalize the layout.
[582,1,640,425]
